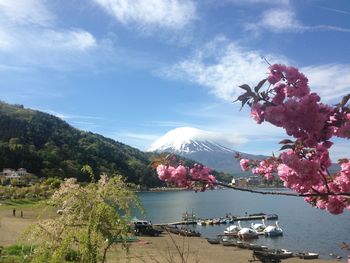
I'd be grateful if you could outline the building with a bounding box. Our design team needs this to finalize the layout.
[231,177,247,188]
[247,176,263,186]
[231,176,263,188]
[0,168,36,185]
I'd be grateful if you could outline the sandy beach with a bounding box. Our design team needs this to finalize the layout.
[0,206,340,263]
[107,233,338,263]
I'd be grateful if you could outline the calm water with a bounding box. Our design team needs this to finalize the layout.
[135,189,350,260]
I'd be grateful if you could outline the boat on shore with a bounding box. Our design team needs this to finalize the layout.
[237,241,251,249]
[296,252,319,259]
[222,240,238,246]
[163,225,201,237]
[206,238,221,244]
[252,248,293,262]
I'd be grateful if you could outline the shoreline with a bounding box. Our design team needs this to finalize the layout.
[107,234,338,263]
[0,207,341,263]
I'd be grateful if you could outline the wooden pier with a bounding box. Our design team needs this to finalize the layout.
[153,213,278,226]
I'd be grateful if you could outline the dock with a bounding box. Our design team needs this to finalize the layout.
[153,213,278,226]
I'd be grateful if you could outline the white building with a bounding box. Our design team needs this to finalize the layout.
[231,176,263,187]
[0,168,33,182]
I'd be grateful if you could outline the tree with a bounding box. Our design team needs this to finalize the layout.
[152,64,350,214]
[25,173,142,263]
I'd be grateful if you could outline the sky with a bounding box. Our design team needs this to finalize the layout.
[0,0,349,161]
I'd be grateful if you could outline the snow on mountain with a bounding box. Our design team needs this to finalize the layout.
[148,127,234,154]
[148,127,256,174]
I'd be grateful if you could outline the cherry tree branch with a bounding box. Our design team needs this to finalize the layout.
[213,181,350,197]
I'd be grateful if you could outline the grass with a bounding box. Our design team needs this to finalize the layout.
[0,245,34,263]
[0,198,47,209]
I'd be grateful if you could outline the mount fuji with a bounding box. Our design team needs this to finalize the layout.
[148,127,264,175]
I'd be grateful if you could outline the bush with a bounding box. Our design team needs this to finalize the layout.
[64,248,81,262]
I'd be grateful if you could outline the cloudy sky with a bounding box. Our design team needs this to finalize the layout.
[0,0,349,160]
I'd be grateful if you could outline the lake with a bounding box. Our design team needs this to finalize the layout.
[136,189,350,260]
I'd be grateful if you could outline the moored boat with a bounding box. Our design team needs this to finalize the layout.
[263,221,283,237]
[237,241,250,249]
[224,220,242,234]
[297,252,319,259]
[237,227,259,240]
[251,219,267,232]
[252,249,293,261]
[248,243,268,251]
[265,214,278,220]
[206,238,221,244]
[222,240,238,246]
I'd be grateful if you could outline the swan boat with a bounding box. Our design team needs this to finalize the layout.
[263,221,283,237]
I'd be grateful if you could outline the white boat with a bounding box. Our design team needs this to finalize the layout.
[197,220,204,225]
[237,227,258,240]
[297,252,319,259]
[251,219,266,231]
[224,221,241,234]
[263,221,283,237]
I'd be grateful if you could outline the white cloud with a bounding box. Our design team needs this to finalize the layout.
[0,0,53,26]
[161,37,287,101]
[259,8,302,32]
[161,37,350,103]
[0,1,105,71]
[302,64,350,102]
[118,132,160,141]
[143,120,194,128]
[93,0,196,30]
[37,30,97,51]
[0,28,13,50]
[246,8,350,33]
[226,0,289,5]
[45,110,103,120]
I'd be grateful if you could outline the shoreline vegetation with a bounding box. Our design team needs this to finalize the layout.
[0,202,338,263]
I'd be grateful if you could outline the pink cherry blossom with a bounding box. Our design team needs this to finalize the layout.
[250,103,265,124]
[239,159,250,171]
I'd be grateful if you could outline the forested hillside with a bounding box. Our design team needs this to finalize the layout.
[0,102,163,187]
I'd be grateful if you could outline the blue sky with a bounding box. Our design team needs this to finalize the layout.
[0,0,349,160]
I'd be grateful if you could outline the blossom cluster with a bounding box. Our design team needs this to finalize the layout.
[155,157,216,191]
[237,64,350,214]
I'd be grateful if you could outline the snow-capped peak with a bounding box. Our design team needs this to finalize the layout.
[148,127,235,153]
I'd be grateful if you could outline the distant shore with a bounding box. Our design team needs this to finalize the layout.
[143,186,288,193]
[145,187,189,192]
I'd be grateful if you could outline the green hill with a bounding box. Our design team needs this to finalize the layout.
[0,102,162,187]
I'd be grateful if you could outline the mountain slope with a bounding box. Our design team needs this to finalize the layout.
[0,102,161,187]
[149,127,265,175]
